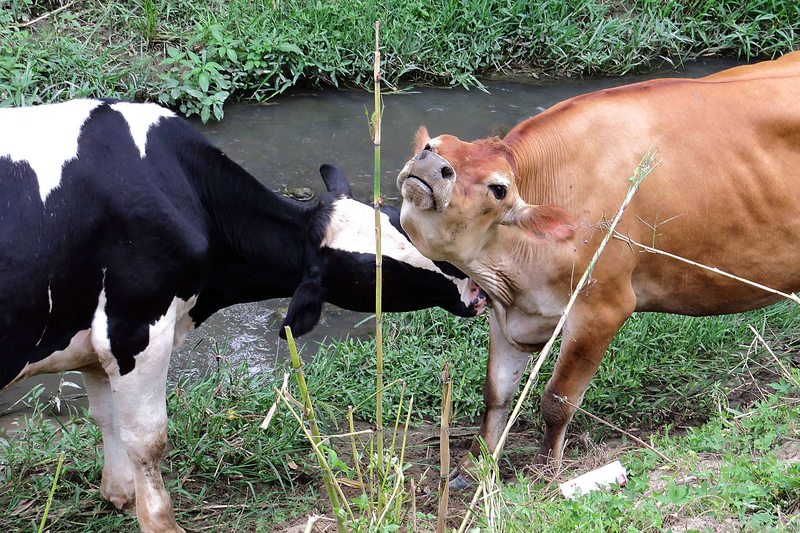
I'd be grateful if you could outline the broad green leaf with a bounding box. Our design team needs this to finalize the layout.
[276,42,302,54]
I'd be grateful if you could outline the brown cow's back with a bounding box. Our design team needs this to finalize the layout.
[506,51,800,315]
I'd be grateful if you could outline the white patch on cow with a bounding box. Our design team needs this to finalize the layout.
[323,198,449,275]
[91,286,118,376]
[110,102,175,158]
[172,295,197,352]
[0,99,102,202]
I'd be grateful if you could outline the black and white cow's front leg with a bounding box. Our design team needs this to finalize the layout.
[449,312,535,489]
[91,293,187,533]
[81,365,136,510]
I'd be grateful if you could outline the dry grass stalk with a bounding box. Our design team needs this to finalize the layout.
[410,478,417,533]
[553,395,672,463]
[437,364,453,533]
[612,233,800,306]
[348,405,368,502]
[275,385,353,525]
[396,396,414,525]
[260,372,289,430]
[457,148,659,533]
[15,0,78,29]
[748,324,800,388]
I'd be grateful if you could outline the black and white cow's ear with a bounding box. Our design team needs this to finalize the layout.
[281,279,327,339]
[319,164,352,196]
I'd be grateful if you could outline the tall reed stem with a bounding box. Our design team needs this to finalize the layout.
[38,452,65,533]
[437,364,453,533]
[372,19,386,513]
[284,326,346,533]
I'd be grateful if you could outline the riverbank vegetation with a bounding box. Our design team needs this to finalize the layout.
[1,306,798,531]
[2,0,799,119]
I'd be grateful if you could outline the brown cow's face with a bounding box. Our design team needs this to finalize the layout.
[398,127,574,265]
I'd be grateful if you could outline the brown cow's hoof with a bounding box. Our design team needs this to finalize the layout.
[448,466,477,490]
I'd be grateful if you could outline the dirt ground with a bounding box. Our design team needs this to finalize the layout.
[271,365,799,533]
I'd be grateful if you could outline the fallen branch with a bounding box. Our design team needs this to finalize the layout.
[554,395,672,463]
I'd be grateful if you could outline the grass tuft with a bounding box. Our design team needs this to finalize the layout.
[2,0,798,119]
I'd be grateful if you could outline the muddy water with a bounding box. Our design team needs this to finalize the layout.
[0,59,743,429]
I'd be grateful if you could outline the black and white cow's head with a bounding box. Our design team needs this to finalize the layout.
[281,164,486,338]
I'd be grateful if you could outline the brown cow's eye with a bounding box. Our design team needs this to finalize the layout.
[424,144,432,151]
[489,184,507,200]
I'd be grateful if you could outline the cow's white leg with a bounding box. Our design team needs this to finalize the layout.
[451,312,534,489]
[81,365,136,510]
[93,295,185,533]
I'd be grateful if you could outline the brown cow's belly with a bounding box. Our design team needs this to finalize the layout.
[627,234,800,316]
[631,278,791,316]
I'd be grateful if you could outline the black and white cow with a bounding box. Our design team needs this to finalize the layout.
[0,99,485,533]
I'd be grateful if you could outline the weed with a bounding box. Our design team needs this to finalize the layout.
[2,1,798,119]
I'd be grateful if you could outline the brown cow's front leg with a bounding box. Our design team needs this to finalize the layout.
[537,293,635,465]
[450,312,536,489]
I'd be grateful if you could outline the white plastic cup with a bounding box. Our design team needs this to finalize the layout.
[559,460,628,500]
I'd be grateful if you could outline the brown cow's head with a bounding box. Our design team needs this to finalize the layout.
[397,126,574,265]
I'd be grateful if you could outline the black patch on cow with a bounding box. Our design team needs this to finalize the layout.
[320,163,352,196]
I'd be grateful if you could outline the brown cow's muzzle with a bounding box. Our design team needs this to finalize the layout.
[397,150,455,212]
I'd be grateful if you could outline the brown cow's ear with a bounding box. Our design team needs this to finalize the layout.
[414,126,431,153]
[503,202,575,242]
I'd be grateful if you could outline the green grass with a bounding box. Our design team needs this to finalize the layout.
[2,0,798,120]
[1,303,798,530]
[0,364,315,532]
[474,384,800,532]
[306,302,800,439]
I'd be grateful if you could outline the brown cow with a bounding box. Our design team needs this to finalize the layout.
[397,52,800,487]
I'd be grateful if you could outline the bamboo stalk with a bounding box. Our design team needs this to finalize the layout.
[284,326,347,532]
[348,405,367,501]
[437,364,453,533]
[457,149,658,533]
[372,19,386,514]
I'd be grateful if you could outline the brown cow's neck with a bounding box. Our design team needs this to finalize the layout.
[505,117,573,209]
